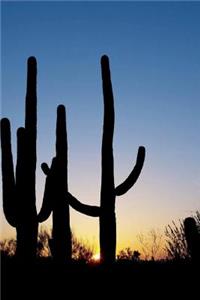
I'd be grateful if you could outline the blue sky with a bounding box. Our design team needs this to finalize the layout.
[1,1,200,252]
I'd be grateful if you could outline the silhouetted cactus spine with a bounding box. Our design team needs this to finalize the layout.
[184,217,200,263]
[1,57,38,260]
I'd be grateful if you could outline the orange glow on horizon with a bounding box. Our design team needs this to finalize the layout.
[92,253,100,261]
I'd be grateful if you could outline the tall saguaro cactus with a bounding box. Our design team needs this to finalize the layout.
[1,57,38,260]
[68,55,145,264]
[38,105,100,261]
[38,106,71,261]
[100,55,145,263]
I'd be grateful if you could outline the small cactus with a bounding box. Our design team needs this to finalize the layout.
[184,217,200,263]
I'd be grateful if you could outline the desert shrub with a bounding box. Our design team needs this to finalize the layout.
[165,220,187,260]
[37,227,51,257]
[0,239,16,256]
[165,210,200,260]
[72,234,94,262]
[137,229,164,260]
[117,247,141,261]
[194,211,200,231]
[38,228,94,261]
[0,228,94,262]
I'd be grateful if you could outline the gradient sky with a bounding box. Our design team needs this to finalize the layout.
[1,1,200,254]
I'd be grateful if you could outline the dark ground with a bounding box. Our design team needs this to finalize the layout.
[1,255,198,299]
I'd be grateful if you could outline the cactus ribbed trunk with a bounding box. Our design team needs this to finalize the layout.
[65,55,145,264]
[1,57,38,260]
[100,55,116,264]
[16,57,38,260]
[52,105,71,262]
[99,56,145,264]
[38,105,71,262]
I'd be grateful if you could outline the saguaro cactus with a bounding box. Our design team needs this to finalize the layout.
[184,217,200,263]
[38,105,100,261]
[68,55,145,264]
[38,105,71,261]
[1,57,38,260]
[100,55,145,263]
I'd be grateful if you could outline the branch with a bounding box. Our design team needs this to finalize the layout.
[115,146,145,196]
[1,118,16,227]
[37,159,56,222]
[67,192,100,217]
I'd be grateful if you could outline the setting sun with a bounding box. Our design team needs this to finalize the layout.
[92,253,100,262]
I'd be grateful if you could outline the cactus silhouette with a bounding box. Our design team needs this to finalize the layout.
[37,105,71,261]
[1,57,38,260]
[68,55,145,264]
[100,55,145,263]
[38,105,100,262]
[1,55,145,263]
[184,217,200,263]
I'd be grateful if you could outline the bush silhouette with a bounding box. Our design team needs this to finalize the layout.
[0,229,94,262]
[165,211,200,260]
[117,248,141,261]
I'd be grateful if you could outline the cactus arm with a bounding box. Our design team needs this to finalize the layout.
[41,162,50,175]
[37,159,56,222]
[39,159,100,218]
[0,118,16,227]
[115,146,145,196]
[67,192,101,217]
[39,157,100,217]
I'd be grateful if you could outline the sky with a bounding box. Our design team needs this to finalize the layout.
[1,1,200,254]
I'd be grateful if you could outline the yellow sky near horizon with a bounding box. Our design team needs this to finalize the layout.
[1,167,199,258]
[0,185,196,260]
